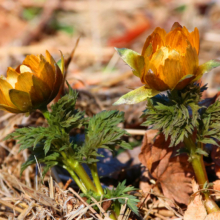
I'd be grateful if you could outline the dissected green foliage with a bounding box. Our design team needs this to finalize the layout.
[199,99,220,146]
[142,83,220,150]
[142,84,204,147]
[82,180,139,215]
[79,110,131,163]
[5,82,131,175]
[5,82,139,216]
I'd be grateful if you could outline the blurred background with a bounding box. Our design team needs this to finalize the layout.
[0,0,220,121]
[0,0,220,91]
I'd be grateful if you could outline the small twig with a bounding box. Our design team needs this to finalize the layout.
[17,201,35,220]
[0,199,23,213]
[125,129,146,136]
[49,176,54,199]
[63,179,72,190]
[143,207,170,220]
[139,183,157,209]
[68,188,103,220]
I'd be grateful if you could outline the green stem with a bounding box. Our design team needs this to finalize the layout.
[109,211,117,220]
[63,165,87,194]
[184,136,219,213]
[89,163,104,196]
[60,151,97,193]
[68,160,97,193]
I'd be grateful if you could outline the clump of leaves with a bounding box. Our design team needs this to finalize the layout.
[142,83,206,147]
[5,82,138,217]
[82,180,139,215]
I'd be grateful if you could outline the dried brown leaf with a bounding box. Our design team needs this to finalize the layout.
[139,130,194,205]
[205,211,220,220]
[184,180,207,220]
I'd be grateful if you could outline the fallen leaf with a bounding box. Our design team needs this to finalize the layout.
[212,180,220,200]
[205,211,220,220]
[184,180,207,220]
[213,180,220,191]
[139,130,194,205]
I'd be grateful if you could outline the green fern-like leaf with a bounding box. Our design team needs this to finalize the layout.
[78,110,131,163]
[142,83,203,147]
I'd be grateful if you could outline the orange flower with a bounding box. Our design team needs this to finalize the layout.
[0,51,64,113]
[114,22,220,105]
[141,22,199,91]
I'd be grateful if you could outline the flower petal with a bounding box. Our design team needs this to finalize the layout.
[181,45,198,77]
[115,48,145,77]
[6,67,19,88]
[194,60,220,82]
[142,44,153,59]
[142,27,166,55]
[190,27,200,55]
[181,26,200,55]
[20,65,33,73]
[35,55,55,91]
[47,60,63,102]
[159,58,182,89]
[113,85,160,105]
[0,89,10,106]
[29,75,51,107]
[142,68,169,91]
[9,90,32,112]
[165,28,189,54]
[171,22,182,30]
[15,72,33,93]
[45,50,56,72]
[0,77,14,106]
[22,55,40,73]
[142,47,173,90]
[174,74,195,90]
[0,104,22,113]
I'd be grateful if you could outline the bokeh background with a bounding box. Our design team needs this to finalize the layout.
[1,0,220,97]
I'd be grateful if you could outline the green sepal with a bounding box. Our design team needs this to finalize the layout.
[194,59,220,82]
[115,48,145,77]
[114,86,160,105]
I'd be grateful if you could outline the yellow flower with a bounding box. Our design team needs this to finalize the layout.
[114,22,220,105]
[0,51,64,113]
[141,22,199,91]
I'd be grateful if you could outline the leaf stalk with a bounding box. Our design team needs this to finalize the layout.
[184,136,219,213]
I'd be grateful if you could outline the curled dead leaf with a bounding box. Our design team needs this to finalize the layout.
[184,180,207,220]
[139,130,194,205]
[205,211,220,220]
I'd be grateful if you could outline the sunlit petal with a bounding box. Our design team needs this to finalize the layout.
[47,62,63,102]
[6,67,19,88]
[45,50,56,72]
[30,75,51,107]
[0,51,63,113]
[165,28,189,55]
[22,55,40,73]
[0,77,14,107]
[20,65,33,73]
[35,55,55,90]
[15,72,33,93]
[0,104,22,113]
[9,89,32,112]
[142,27,166,55]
